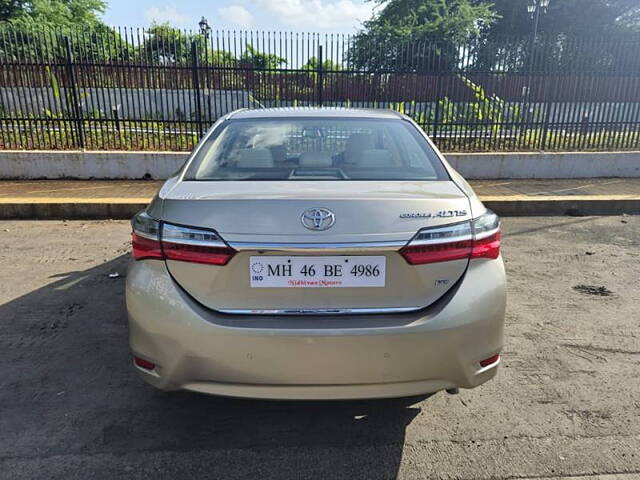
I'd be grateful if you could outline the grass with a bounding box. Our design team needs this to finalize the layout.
[1,119,639,152]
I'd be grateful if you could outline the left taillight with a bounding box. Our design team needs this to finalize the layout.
[131,212,235,265]
[161,222,235,265]
[399,210,501,265]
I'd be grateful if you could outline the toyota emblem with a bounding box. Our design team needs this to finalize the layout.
[301,208,336,231]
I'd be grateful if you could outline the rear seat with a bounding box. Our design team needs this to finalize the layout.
[354,149,394,168]
[299,151,333,168]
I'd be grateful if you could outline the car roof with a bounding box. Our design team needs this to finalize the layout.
[228,107,405,120]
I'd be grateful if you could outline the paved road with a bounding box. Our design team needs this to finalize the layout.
[0,217,639,480]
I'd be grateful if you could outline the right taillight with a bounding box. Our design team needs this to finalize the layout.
[400,210,501,265]
[470,210,501,260]
[131,211,235,265]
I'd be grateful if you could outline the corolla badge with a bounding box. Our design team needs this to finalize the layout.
[301,208,336,231]
[399,210,468,219]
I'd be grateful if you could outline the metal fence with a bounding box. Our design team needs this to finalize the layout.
[1,26,640,152]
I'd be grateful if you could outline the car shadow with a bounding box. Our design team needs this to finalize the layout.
[0,254,425,479]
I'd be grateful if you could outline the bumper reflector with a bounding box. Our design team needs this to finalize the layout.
[479,354,500,367]
[134,356,156,370]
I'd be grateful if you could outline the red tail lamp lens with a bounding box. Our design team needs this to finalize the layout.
[471,231,501,260]
[131,212,235,266]
[480,354,500,367]
[132,233,163,260]
[400,240,473,265]
[162,242,235,266]
[400,211,501,265]
[134,356,156,370]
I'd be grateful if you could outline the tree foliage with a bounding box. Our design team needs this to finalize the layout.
[239,44,286,69]
[0,0,127,61]
[348,0,640,72]
[303,56,341,71]
[481,0,640,37]
[348,0,497,71]
[473,0,640,71]
[141,25,285,68]
[0,0,108,28]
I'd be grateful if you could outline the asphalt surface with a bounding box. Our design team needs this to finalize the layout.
[0,217,639,480]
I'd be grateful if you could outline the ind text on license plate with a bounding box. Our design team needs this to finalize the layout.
[249,256,386,288]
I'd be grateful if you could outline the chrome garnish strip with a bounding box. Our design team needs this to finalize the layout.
[218,306,422,316]
[227,240,407,252]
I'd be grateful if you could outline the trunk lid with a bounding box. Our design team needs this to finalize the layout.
[161,180,472,313]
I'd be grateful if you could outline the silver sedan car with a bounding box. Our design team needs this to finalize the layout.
[126,107,506,400]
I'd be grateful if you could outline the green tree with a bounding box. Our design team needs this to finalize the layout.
[472,0,640,71]
[0,0,131,62]
[239,44,286,69]
[141,23,235,65]
[348,0,497,71]
[0,0,108,28]
[479,0,640,38]
[303,57,342,71]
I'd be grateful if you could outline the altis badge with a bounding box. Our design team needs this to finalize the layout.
[399,210,468,219]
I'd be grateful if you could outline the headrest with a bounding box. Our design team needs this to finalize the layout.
[355,149,393,168]
[299,151,333,168]
[237,148,274,168]
[344,133,374,163]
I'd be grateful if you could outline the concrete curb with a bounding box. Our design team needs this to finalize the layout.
[483,199,640,216]
[1,198,637,219]
[0,202,148,220]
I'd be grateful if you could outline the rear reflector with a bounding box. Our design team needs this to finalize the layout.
[134,356,156,370]
[479,354,500,367]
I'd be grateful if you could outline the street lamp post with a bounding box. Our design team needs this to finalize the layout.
[527,0,550,78]
[198,16,212,128]
[198,16,211,63]
[526,0,551,149]
[525,0,550,143]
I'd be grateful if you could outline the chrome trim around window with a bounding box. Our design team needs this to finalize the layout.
[218,306,422,316]
[227,240,408,253]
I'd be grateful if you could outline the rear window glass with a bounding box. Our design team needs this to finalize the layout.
[184,117,448,181]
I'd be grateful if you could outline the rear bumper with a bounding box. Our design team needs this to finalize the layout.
[126,258,506,400]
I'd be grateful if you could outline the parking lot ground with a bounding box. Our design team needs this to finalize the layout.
[0,216,639,480]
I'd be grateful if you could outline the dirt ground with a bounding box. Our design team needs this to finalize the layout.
[0,216,639,480]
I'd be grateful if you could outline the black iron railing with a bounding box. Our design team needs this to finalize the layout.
[1,27,639,152]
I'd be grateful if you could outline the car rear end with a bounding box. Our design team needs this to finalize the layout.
[125,108,506,400]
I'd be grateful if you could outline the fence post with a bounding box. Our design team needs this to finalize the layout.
[317,45,323,107]
[191,40,204,137]
[63,36,85,149]
[539,100,552,150]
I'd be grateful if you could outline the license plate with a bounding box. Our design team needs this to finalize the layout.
[249,256,386,288]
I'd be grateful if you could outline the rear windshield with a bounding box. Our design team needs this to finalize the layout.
[184,117,448,181]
